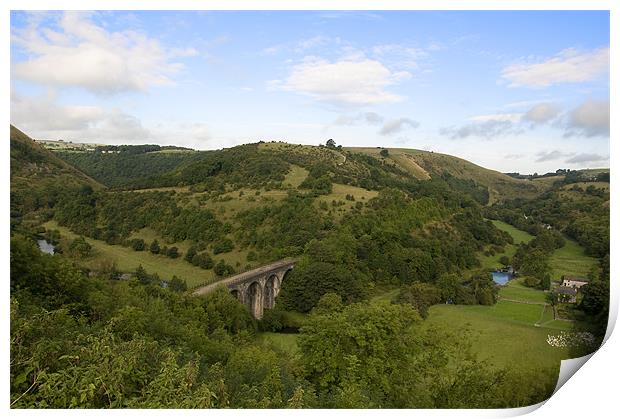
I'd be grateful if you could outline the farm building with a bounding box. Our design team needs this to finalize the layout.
[555,286,578,303]
[561,276,589,289]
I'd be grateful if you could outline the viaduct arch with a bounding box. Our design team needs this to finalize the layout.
[191,259,295,319]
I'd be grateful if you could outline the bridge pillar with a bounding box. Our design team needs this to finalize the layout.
[245,281,263,319]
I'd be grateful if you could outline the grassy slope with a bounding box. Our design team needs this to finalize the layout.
[315,183,379,220]
[499,279,548,304]
[44,220,219,287]
[347,147,542,204]
[444,218,583,372]
[549,238,597,280]
[479,220,534,270]
[424,305,573,371]
[10,125,104,191]
[257,333,299,354]
[484,216,596,281]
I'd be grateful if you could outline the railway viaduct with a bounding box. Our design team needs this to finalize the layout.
[191,258,295,319]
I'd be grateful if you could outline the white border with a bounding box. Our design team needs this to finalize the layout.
[2,1,616,418]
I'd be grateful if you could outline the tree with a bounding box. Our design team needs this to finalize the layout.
[166,246,179,259]
[68,236,92,258]
[393,282,442,318]
[380,149,389,157]
[278,260,366,312]
[135,264,150,284]
[131,238,145,251]
[149,240,160,254]
[311,292,343,315]
[299,301,421,407]
[499,255,510,266]
[168,275,187,292]
[326,139,336,148]
[184,246,197,263]
[192,252,214,270]
[214,260,234,276]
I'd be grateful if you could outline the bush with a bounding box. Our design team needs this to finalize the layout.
[213,238,234,255]
[522,276,540,288]
[192,252,214,270]
[130,238,145,251]
[68,236,92,258]
[214,260,235,276]
[258,309,284,332]
[166,246,180,259]
[168,275,187,292]
[185,246,197,263]
[149,240,160,254]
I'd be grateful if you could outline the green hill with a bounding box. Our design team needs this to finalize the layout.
[54,146,206,188]
[346,147,541,204]
[10,125,105,220]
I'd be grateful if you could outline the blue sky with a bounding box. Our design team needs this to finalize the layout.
[10,10,609,173]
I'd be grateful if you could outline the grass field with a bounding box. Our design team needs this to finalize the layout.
[492,220,535,244]
[549,237,597,280]
[424,304,576,371]
[283,164,309,188]
[499,279,548,304]
[44,220,221,287]
[257,332,299,355]
[315,183,379,218]
[479,220,534,269]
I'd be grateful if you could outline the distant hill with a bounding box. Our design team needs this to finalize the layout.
[345,147,542,204]
[10,125,104,219]
[44,134,551,204]
[54,144,206,188]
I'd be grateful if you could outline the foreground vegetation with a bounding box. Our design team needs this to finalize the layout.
[10,127,609,408]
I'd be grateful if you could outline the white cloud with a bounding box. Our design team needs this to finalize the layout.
[440,119,521,140]
[12,11,186,94]
[522,103,560,124]
[276,56,411,106]
[470,113,522,123]
[535,150,572,162]
[379,118,419,136]
[501,47,609,88]
[371,44,426,69]
[565,153,608,164]
[565,99,610,137]
[11,93,150,142]
[296,35,331,51]
[332,112,384,126]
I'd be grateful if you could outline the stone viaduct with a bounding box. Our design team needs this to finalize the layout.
[191,258,295,319]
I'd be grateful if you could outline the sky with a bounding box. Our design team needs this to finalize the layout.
[9,10,610,174]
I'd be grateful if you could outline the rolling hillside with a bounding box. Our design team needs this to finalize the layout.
[10,125,105,219]
[346,147,541,203]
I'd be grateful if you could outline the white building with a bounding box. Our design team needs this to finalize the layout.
[561,276,588,289]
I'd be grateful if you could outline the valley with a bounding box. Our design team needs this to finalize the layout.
[10,126,610,408]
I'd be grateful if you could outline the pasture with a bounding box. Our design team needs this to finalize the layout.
[499,279,548,304]
[424,304,576,371]
[479,220,533,269]
[42,220,240,288]
[549,237,597,280]
[257,332,299,355]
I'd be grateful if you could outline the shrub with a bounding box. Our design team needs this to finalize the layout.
[166,246,180,259]
[213,238,234,255]
[149,240,160,254]
[130,238,145,251]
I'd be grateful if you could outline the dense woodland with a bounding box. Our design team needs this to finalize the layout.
[9,126,609,408]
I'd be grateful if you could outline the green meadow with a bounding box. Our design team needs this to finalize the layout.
[43,220,225,287]
[424,304,575,371]
[549,237,597,280]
